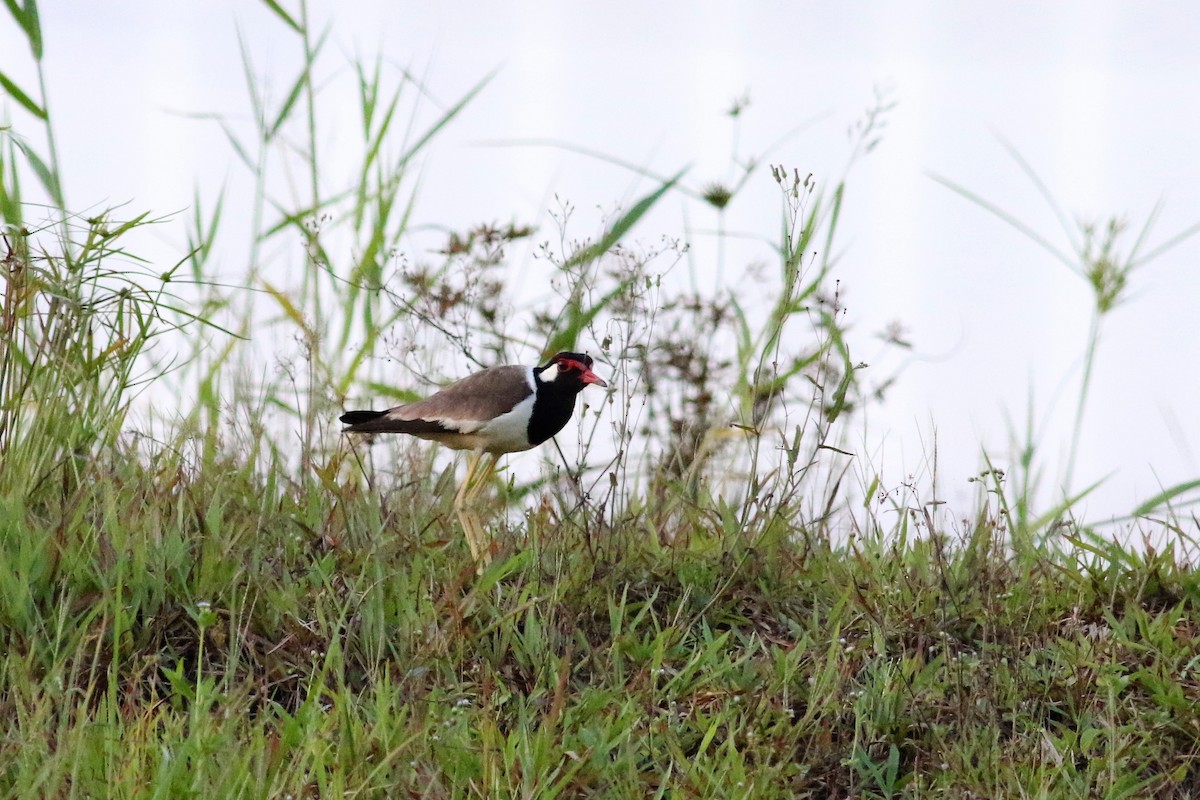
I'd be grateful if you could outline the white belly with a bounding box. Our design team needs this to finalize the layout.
[476,393,536,453]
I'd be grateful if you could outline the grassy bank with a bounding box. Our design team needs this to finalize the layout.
[4,3,1200,798]
[2,442,1199,797]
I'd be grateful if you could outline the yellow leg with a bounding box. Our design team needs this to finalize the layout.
[454,452,483,513]
[453,452,497,567]
[465,454,498,504]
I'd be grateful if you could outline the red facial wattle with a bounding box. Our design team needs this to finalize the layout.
[558,358,608,388]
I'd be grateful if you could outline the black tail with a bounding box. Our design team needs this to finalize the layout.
[340,409,386,429]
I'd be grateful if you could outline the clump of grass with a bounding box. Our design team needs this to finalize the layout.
[931,139,1200,528]
[0,215,218,498]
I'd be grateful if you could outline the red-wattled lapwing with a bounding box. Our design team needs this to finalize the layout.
[341,351,607,562]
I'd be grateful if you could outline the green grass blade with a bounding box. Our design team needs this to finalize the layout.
[0,139,25,225]
[393,70,495,171]
[543,273,638,357]
[9,135,61,206]
[996,134,1079,252]
[260,187,352,238]
[928,170,1075,269]
[3,0,42,59]
[1029,474,1107,533]
[0,69,46,119]
[1130,217,1200,269]
[566,167,687,268]
[256,0,302,33]
[1125,197,1162,267]
[362,381,420,403]
[267,26,329,139]
[820,182,844,264]
[1130,479,1200,518]
[484,137,705,201]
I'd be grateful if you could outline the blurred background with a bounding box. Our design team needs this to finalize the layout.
[4,0,1199,521]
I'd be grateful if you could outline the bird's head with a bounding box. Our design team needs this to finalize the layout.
[536,351,608,391]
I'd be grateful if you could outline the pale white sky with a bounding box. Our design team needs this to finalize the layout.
[4,2,1200,522]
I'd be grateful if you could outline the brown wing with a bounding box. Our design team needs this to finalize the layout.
[381,364,533,433]
[340,410,456,436]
